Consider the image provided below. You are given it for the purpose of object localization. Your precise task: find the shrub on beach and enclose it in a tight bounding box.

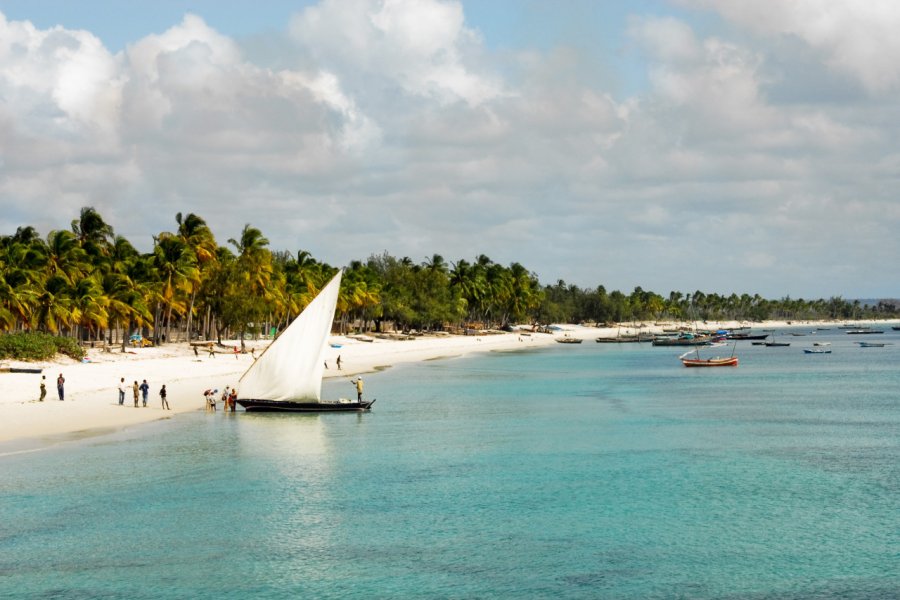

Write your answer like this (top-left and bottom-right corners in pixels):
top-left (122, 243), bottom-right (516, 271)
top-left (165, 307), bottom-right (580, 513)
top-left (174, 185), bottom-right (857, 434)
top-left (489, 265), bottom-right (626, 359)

top-left (0, 332), bottom-right (85, 361)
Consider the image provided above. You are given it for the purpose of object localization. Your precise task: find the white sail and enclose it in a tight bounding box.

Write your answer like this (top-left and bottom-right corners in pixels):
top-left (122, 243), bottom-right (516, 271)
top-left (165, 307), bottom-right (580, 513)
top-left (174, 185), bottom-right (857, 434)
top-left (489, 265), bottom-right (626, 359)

top-left (238, 271), bottom-right (342, 402)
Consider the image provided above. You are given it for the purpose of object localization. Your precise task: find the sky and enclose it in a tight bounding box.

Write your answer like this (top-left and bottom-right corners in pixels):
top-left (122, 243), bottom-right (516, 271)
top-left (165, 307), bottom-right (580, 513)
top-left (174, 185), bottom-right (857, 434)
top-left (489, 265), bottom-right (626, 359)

top-left (0, 0), bottom-right (899, 299)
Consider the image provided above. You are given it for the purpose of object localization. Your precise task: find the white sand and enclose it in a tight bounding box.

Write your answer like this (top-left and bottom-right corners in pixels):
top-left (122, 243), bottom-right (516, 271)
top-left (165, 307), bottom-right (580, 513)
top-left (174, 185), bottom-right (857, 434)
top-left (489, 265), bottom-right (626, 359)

top-left (0, 319), bottom-right (888, 447)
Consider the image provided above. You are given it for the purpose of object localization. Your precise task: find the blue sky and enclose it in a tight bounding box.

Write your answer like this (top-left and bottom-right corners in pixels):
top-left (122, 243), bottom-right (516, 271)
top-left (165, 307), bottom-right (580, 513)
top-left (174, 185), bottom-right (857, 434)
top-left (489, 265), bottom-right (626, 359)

top-left (1, 0), bottom-right (899, 299)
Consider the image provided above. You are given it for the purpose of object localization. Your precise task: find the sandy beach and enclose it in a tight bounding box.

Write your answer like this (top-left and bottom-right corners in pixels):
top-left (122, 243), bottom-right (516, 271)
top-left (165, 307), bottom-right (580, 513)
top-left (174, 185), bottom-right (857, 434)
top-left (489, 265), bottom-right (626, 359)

top-left (0, 319), bottom-right (888, 448)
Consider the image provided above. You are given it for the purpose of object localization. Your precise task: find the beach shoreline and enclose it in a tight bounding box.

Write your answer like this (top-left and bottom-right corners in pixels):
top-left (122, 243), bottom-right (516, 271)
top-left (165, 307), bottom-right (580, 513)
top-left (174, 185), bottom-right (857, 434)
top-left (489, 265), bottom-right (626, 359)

top-left (0, 319), bottom-right (892, 449)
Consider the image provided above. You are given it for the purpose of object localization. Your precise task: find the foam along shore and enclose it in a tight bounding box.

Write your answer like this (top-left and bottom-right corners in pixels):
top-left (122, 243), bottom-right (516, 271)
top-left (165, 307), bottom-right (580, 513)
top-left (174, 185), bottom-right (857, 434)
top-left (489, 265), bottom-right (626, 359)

top-left (0, 319), bottom-right (892, 447)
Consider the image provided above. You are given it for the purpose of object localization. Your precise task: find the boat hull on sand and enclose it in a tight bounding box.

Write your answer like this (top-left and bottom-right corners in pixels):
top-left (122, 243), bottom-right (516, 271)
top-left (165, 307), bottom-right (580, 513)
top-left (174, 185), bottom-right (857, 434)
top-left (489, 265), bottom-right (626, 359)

top-left (238, 398), bottom-right (375, 412)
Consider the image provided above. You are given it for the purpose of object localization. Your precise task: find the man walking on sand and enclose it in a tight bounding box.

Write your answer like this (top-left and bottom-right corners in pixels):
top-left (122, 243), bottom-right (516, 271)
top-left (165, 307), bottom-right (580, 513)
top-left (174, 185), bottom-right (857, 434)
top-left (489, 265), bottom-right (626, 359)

top-left (139, 379), bottom-right (149, 407)
top-left (39, 376), bottom-right (47, 402)
top-left (57, 373), bottom-right (65, 401)
top-left (159, 384), bottom-right (169, 410)
top-left (118, 377), bottom-right (126, 405)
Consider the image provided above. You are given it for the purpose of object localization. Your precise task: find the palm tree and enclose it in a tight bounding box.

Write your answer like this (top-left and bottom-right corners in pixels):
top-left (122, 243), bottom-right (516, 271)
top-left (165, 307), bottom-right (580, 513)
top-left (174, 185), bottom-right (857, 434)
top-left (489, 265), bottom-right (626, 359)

top-left (43, 230), bottom-right (88, 287)
top-left (71, 275), bottom-right (109, 342)
top-left (152, 236), bottom-right (198, 344)
top-left (174, 212), bottom-right (217, 342)
top-left (227, 224), bottom-right (273, 347)
top-left (71, 206), bottom-right (114, 260)
top-left (32, 275), bottom-right (74, 334)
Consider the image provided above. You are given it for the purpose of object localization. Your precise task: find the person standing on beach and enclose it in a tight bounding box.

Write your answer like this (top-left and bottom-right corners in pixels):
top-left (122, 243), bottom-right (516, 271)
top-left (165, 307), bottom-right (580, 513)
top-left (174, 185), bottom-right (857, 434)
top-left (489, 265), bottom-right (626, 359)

top-left (336, 355), bottom-right (342, 370)
top-left (139, 379), bottom-right (149, 407)
top-left (132, 381), bottom-right (139, 407)
top-left (39, 376), bottom-right (47, 402)
top-left (118, 378), bottom-right (126, 405)
top-left (208, 344), bottom-right (215, 358)
top-left (159, 384), bottom-right (169, 410)
top-left (57, 373), bottom-right (65, 401)
top-left (351, 377), bottom-right (364, 402)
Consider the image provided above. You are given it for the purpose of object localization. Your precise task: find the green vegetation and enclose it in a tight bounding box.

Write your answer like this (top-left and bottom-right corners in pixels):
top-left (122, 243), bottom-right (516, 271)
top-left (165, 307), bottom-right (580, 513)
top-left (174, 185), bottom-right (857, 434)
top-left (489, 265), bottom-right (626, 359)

top-left (0, 207), bottom-right (897, 360)
top-left (0, 332), bottom-right (84, 361)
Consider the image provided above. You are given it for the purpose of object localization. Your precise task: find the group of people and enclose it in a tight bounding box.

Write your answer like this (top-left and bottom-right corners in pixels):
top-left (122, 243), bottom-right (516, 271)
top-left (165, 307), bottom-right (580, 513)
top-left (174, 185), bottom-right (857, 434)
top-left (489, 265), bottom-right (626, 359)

top-left (38, 374), bottom-right (168, 409)
top-left (37, 374), bottom-right (65, 401)
top-left (204, 386), bottom-right (237, 412)
top-left (116, 377), bottom-right (167, 408)
top-left (38, 373), bottom-right (66, 402)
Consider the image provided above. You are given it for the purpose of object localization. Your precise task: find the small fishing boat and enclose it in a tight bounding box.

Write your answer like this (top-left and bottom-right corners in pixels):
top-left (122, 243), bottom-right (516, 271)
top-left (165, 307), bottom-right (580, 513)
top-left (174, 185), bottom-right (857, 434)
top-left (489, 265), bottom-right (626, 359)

top-left (652, 332), bottom-right (713, 346)
top-left (764, 334), bottom-right (790, 347)
top-left (727, 332), bottom-right (769, 340)
top-left (857, 342), bottom-right (886, 348)
top-left (846, 329), bottom-right (883, 335)
top-left (813, 342), bottom-right (831, 347)
top-left (556, 335), bottom-right (583, 344)
top-left (679, 344), bottom-right (738, 367)
top-left (804, 348), bottom-right (831, 354)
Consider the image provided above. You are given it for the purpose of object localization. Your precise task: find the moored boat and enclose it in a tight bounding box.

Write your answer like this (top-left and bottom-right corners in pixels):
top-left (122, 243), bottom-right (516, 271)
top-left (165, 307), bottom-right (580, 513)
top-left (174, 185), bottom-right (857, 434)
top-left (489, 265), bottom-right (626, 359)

top-left (652, 333), bottom-right (714, 346)
top-left (679, 344), bottom-right (738, 367)
top-left (681, 356), bottom-right (739, 367)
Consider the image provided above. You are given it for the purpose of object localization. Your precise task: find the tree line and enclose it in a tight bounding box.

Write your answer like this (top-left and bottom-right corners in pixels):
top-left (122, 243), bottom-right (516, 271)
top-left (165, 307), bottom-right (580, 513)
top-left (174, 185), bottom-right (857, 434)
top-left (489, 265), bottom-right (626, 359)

top-left (0, 207), bottom-right (895, 348)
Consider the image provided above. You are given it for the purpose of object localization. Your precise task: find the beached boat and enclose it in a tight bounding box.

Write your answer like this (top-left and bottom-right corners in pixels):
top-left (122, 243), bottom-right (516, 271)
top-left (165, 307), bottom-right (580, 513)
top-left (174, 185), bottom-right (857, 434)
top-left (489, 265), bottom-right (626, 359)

top-left (556, 335), bottom-right (582, 344)
top-left (679, 345), bottom-right (738, 367)
top-left (595, 332), bottom-right (653, 343)
top-left (237, 271), bottom-right (375, 413)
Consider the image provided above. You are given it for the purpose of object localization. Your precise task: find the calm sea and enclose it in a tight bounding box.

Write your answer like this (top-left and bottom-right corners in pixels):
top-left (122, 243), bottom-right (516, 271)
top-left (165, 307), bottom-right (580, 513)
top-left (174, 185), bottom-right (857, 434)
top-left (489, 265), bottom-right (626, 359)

top-left (2, 328), bottom-right (898, 599)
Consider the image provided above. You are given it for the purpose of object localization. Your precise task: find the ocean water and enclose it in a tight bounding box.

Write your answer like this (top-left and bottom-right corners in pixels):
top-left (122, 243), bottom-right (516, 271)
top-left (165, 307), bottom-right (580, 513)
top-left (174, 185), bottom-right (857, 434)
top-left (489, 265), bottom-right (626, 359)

top-left (1, 329), bottom-right (899, 599)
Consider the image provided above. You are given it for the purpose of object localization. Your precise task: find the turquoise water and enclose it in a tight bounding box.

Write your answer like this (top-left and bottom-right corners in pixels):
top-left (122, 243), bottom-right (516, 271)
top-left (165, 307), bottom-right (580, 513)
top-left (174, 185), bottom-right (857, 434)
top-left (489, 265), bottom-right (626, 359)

top-left (2, 329), bottom-right (899, 598)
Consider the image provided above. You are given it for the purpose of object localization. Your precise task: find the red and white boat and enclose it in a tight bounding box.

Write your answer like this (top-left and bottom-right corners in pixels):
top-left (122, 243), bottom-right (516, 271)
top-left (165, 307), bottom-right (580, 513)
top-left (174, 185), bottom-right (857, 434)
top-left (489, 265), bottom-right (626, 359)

top-left (679, 343), bottom-right (738, 367)
top-left (681, 355), bottom-right (738, 367)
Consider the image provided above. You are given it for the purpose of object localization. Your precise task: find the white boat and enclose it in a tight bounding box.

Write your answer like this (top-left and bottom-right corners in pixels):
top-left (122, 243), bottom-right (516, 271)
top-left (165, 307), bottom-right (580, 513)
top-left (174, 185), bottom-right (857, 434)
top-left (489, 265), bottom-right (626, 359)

top-left (237, 271), bottom-right (375, 412)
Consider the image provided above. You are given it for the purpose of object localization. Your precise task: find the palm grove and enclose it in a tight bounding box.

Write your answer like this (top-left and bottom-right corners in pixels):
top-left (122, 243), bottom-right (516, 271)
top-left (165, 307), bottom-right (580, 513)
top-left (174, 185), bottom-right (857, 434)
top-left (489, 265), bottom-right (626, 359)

top-left (0, 208), bottom-right (894, 350)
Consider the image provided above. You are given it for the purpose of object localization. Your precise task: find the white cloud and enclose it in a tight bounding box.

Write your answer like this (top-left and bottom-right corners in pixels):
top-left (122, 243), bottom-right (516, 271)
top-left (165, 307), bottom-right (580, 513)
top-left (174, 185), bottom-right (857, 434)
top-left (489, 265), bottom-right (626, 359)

top-left (1, 3), bottom-right (899, 298)
top-left (681, 0), bottom-right (900, 93)
top-left (289, 0), bottom-right (502, 106)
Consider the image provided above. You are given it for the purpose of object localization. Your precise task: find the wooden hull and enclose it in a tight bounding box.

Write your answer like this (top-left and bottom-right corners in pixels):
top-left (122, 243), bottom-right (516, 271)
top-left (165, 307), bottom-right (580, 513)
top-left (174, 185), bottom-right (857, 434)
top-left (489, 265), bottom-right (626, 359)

top-left (681, 357), bottom-right (738, 367)
top-left (653, 337), bottom-right (712, 346)
top-left (237, 398), bottom-right (375, 412)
